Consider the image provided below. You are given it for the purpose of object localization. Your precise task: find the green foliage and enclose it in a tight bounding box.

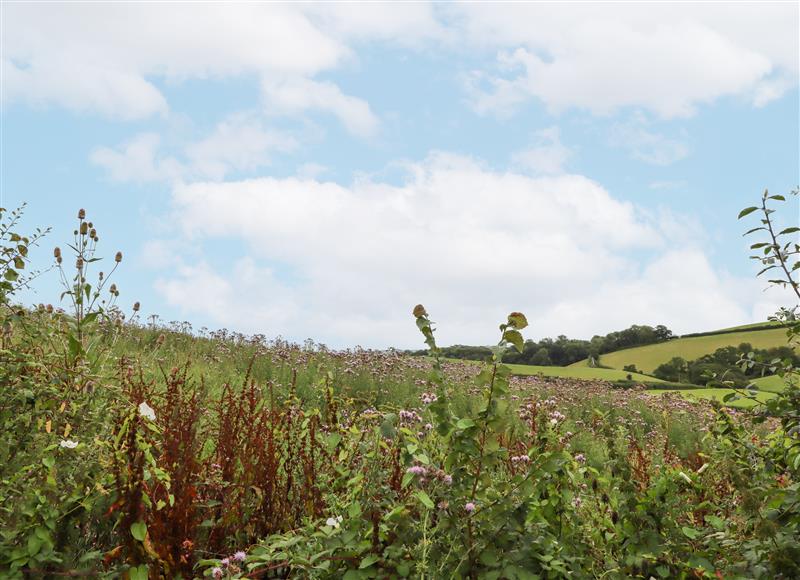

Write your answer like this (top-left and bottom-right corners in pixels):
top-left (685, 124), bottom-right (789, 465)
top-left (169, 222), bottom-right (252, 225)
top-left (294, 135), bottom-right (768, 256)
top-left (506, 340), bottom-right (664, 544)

top-left (1, 196), bottom-right (799, 578)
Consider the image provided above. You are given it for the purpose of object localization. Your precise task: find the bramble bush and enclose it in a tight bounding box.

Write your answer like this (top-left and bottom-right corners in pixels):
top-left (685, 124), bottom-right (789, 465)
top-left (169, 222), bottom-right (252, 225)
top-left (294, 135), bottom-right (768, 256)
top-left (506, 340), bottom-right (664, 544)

top-left (0, 192), bottom-right (798, 579)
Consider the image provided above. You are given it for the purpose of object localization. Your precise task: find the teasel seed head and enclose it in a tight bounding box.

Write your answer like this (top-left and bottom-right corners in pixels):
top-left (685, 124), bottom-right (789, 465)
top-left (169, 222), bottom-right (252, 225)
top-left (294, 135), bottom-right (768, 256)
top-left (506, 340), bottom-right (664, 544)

top-left (80, 222), bottom-right (88, 235)
top-left (78, 208), bottom-right (86, 220)
top-left (115, 251), bottom-right (123, 263)
top-left (133, 301), bottom-right (140, 312)
top-left (53, 247), bottom-right (61, 259)
top-left (413, 304), bottom-right (427, 318)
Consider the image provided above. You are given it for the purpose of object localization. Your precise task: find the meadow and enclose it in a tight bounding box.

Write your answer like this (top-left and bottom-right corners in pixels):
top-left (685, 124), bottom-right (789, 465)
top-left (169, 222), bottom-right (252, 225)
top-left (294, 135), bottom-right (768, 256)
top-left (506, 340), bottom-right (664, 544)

top-left (0, 193), bottom-right (798, 579)
top-left (569, 327), bottom-right (792, 373)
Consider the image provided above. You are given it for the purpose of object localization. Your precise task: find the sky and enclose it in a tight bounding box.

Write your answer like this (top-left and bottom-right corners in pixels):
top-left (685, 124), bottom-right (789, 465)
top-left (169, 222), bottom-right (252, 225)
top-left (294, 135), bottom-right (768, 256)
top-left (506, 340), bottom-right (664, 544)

top-left (1, 1), bottom-right (799, 349)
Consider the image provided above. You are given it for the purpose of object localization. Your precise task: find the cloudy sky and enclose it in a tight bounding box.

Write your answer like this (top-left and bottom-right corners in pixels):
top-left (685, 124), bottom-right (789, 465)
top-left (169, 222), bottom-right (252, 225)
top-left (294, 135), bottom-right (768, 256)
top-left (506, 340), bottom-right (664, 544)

top-left (2, 2), bottom-right (799, 348)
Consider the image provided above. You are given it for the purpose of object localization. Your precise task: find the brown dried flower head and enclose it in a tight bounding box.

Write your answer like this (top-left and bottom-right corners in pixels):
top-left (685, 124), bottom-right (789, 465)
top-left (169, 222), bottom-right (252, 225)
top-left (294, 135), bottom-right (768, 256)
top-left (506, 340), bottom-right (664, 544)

top-left (115, 251), bottom-right (123, 263)
top-left (78, 209), bottom-right (86, 220)
top-left (413, 304), bottom-right (427, 318)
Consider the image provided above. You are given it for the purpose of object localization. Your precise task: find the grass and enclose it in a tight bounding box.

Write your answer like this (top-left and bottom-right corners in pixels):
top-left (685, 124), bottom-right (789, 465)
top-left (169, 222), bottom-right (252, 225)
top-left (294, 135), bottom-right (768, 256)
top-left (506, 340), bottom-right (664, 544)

top-left (445, 358), bottom-right (663, 383)
top-left (750, 374), bottom-right (794, 393)
top-left (569, 327), bottom-right (791, 373)
top-left (652, 388), bottom-right (777, 409)
top-left (505, 363), bottom-right (664, 383)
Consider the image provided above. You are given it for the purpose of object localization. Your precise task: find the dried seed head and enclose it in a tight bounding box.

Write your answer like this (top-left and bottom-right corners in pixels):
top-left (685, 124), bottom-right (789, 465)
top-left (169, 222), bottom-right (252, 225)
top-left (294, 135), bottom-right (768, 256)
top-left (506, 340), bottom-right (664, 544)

top-left (76, 257), bottom-right (84, 269)
top-left (46, 304), bottom-right (54, 313)
top-left (98, 271), bottom-right (104, 280)
top-left (88, 222), bottom-right (93, 228)
top-left (80, 222), bottom-right (88, 235)
top-left (413, 304), bottom-right (427, 318)
top-left (53, 247), bottom-right (61, 259)
top-left (56, 256), bottom-right (62, 264)
top-left (115, 251), bottom-right (123, 263)
top-left (89, 228), bottom-right (96, 238)
top-left (78, 208), bottom-right (86, 220)
top-left (133, 301), bottom-right (140, 312)
top-left (109, 283), bottom-right (117, 294)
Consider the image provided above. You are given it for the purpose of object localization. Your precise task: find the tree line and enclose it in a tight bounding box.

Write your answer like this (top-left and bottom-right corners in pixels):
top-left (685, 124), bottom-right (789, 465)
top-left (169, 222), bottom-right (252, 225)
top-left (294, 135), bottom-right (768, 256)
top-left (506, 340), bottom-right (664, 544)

top-left (411, 324), bottom-right (675, 367)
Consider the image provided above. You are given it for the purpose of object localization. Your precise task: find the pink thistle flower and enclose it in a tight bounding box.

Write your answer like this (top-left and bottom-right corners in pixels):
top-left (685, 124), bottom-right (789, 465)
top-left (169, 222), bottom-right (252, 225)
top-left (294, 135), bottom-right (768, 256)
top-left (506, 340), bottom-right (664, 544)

top-left (464, 502), bottom-right (476, 513)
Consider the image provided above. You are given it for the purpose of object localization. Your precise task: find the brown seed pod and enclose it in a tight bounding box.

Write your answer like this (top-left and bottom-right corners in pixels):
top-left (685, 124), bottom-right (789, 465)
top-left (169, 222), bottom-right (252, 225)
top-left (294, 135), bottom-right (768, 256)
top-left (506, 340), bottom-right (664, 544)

top-left (78, 209), bottom-right (86, 220)
top-left (413, 304), bottom-right (427, 318)
top-left (115, 251), bottom-right (123, 263)
top-left (53, 247), bottom-right (61, 259)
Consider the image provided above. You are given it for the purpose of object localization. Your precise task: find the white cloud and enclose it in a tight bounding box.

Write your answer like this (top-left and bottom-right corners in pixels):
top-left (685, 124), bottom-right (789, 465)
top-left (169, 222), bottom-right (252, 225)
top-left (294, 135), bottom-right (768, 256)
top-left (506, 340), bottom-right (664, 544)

top-left (3, 4), bottom-right (348, 119)
top-left (457, 3), bottom-right (798, 118)
top-left (185, 114), bottom-right (297, 180)
top-left (145, 153), bottom-right (779, 348)
top-left (609, 114), bottom-right (689, 166)
top-left (91, 115), bottom-right (296, 183)
top-left (90, 133), bottom-right (183, 183)
top-left (511, 126), bottom-right (571, 175)
top-left (262, 77), bottom-right (379, 138)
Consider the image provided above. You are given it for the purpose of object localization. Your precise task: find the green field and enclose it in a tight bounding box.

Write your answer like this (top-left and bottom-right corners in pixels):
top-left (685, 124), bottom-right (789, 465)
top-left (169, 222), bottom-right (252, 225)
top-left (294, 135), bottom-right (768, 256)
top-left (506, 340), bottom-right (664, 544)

top-left (750, 374), bottom-right (795, 393)
top-left (652, 388), bottom-right (777, 409)
top-left (569, 327), bottom-right (791, 374)
top-left (447, 358), bottom-right (664, 383)
top-left (505, 363), bottom-right (665, 383)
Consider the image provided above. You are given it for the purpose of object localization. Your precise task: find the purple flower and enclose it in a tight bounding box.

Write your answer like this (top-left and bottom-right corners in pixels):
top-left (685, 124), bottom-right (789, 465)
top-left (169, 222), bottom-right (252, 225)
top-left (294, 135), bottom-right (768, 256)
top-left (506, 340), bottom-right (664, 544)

top-left (574, 453), bottom-right (586, 464)
top-left (220, 557), bottom-right (230, 567)
top-left (233, 551), bottom-right (246, 563)
top-left (465, 502), bottom-right (476, 513)
top-left (406, 465), bottom-right (427, 476)
top-left (211, 567), bottom-right (223, 579)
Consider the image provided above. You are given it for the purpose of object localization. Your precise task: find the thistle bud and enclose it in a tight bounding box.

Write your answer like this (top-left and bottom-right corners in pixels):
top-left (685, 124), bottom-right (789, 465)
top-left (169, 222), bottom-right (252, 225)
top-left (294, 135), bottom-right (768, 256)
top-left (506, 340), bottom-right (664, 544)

top-left (78, 208), bottom-right (85, 220)
top-left (115, 251), bottom-right (122, 263)
top-left (133, 301), bottom-right (140, 312)
top-left (88, 222), bottom-right (93, 228)
top-left (80, 222), bottom-right (88, 235)
top-left (53, 247), bottom-right (61, 259)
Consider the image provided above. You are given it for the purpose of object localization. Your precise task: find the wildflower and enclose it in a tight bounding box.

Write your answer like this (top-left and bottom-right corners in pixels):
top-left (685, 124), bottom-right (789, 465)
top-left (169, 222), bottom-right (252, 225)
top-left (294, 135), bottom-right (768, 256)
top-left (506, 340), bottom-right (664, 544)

top-left (443, 474), bottom-right (453, 485)
top-left (233, 551), bottom-right (246, 563)
top-left (60, 439), bottom-right (78, 449)
top-left (211, 567), bottom-right (223, 579)
top-left (138, 401), bottom-right (156, 421)
top-left (420, 392), bottom-right (438, 405)
top-left (325, 515), bottom-right (343, 528)
top-left (511, 454), bottom-right (531, 464)
top-left (220, 557), bottom-right (230, 567)
top-left (78, 208), bottom-right (86, 219)
top-left (406, 465), bottom-right (427, 476)
top-left (574, 453), bottom-right (586, 464)
top-left (438, 500), bottom-right (449, 510)
top-left (464, 502), bottom-right (476, 513)
top-left (572, 497), bottom-right (583, 508)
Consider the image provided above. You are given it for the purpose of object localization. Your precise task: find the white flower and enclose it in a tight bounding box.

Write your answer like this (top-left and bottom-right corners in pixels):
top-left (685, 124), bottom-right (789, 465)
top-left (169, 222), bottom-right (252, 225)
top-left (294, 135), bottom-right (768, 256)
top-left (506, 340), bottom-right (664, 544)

top-left (59, 439), bottom-right (78, 449)
top-left (325, 515), bottom-right (343, 528)
top-left (138, 401), bottom-right (156, 421)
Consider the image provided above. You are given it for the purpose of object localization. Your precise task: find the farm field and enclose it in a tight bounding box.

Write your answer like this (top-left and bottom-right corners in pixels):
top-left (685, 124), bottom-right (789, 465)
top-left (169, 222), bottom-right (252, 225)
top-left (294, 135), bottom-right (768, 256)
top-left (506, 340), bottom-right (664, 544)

top-left (652, 388), bottom-right (777, 409)
top-left (449, 358), bottom-right (665, 383)
top-left (569, 327), bottom-right (791, 373)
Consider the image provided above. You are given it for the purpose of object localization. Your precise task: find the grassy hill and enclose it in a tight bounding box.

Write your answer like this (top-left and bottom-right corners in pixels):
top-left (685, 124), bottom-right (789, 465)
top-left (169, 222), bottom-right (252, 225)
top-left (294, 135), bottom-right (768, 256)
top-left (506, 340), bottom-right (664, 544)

top-left (651, 388), bottom-right (777, 409)
top-left (569, 326), bottom-right (791, 374)
top-left (446, 358), bottom-right (664, 383)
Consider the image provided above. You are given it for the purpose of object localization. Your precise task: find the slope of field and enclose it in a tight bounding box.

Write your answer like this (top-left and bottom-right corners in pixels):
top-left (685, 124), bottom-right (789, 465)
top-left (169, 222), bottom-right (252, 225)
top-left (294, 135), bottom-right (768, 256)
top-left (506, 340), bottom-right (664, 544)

top-left (750, 374), bottom-right (793, 393)
top-left (653, 388), bottom-right (776, 409)
top-left (569, 327), bottom-right (791, 374)
top-left (506, 363), bottom-right (664, 383)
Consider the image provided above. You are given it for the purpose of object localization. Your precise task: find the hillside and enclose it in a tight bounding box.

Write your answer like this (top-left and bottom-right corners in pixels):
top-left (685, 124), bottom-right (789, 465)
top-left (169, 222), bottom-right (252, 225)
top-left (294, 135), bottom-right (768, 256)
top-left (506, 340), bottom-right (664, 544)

top-left (569, 326), bottom-right (791, 374)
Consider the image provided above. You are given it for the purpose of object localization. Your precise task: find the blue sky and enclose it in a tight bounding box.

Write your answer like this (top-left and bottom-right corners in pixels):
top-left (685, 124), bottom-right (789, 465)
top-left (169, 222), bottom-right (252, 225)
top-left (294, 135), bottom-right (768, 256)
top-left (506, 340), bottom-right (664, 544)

top-left (2, 2), bottom-right (799, 348)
